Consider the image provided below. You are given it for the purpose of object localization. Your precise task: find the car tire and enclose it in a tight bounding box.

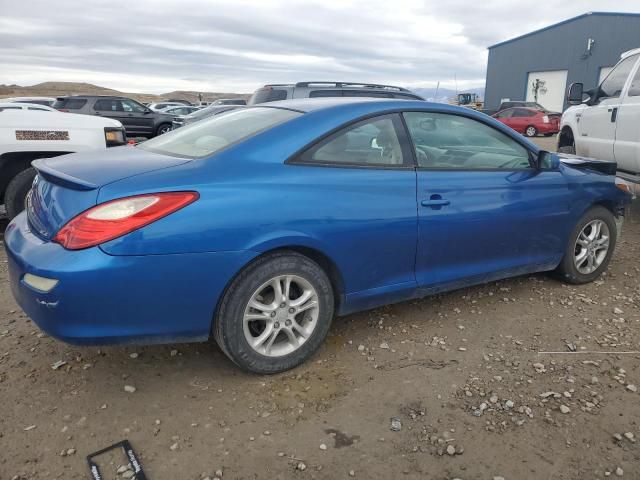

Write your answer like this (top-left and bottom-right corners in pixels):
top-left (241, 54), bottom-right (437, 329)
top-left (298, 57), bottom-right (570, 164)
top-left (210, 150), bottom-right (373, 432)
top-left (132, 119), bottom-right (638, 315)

top-left (525, 125), bottom-right (537, 137)
top-left (555, 206), bottom-right (617, 285)
top-left (5, 167), bottom-right (37, 220)
top-left (557, 145), bottom-right (576, 155)
top-left (214, 251), bottom-right (334, 374)
top-left (156, 123), bottom-right (172, 136)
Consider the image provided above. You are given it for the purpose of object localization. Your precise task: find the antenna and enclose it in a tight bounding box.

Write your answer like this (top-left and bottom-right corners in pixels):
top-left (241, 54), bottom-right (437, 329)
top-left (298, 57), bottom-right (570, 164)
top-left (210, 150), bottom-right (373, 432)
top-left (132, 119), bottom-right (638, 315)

top-left (434, 81), bottom-right (440, 100)
top-left (454, 74), bottom-right (458, 96)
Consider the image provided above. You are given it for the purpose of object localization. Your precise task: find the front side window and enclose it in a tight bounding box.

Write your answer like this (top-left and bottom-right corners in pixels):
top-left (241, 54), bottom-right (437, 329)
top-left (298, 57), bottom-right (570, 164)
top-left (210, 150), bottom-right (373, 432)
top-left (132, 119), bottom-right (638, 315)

top-left (628, 63), bottom-right (640, 96)
top-left (403, 112), bottom-right (531, 169)
top-left (299, 115), bottom-right (406, 167)
top-left (137, 107), bottom-right (301, 159)
top-left (599, 54), bottom-right (638, 100)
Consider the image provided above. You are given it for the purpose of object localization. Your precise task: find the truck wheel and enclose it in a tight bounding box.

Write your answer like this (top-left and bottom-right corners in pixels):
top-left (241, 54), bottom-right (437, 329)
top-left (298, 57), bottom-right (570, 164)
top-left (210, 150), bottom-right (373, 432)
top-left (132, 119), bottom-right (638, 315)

top-left (525, 125), bottom-right (537, 137)
top-left (557, 145), bottom-right (576, 155)
top-left (5, 168), bottom-right (36, 219)
top-left (555, 206), bottom-right (617, 285)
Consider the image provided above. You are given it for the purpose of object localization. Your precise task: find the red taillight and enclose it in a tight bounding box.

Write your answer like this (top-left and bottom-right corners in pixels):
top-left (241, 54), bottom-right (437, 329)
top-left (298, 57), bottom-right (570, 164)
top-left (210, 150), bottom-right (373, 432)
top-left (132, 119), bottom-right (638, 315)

top-left (53, 192), bottom-right (199, 250)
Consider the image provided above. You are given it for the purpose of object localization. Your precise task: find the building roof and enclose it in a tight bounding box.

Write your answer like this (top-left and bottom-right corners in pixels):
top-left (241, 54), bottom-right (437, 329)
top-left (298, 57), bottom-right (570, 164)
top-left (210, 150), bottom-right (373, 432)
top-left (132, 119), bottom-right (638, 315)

top-left (488, 12), bottom-right (640, 49)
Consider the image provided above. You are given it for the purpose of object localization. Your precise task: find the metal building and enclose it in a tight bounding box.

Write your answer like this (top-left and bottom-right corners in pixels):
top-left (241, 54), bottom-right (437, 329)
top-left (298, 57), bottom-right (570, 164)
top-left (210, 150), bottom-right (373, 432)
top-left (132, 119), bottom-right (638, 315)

top-left (484, 12), bottom-right (640, 112)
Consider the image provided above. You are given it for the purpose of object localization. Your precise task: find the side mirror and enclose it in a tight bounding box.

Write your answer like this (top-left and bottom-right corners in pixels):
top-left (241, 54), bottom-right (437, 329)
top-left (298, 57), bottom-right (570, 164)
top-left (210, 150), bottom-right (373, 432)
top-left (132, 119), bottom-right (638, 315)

top-left (567, 82), bottom-right (584, 105)
top-left (144, 109), bottom-right (153, 114)
top-left (536, 150), bottom-right (560, 170)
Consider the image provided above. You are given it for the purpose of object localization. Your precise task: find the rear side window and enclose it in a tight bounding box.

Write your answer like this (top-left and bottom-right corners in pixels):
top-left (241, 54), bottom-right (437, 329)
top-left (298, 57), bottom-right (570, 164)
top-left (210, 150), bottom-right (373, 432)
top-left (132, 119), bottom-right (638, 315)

top-left (53, 98), bottom-right (87, 109)
top-left (249, 88), bottom-right (288, 104)
top-left (137, 107), bottom-right (301, 158)
top-left (309, 90), bottom-right (343, 98)
top-left (342, 91), bottom-right (393, 98)
top-left (94, 99), bottom-right (119, 111)
top-left (298, 114), bottom-right (408, 167)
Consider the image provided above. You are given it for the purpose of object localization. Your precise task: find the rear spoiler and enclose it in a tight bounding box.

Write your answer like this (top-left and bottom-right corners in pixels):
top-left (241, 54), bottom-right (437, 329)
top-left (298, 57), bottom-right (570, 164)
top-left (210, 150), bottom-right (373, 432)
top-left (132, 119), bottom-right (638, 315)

top-left (32, 159), bottom-right (98, 190)
top-left (557, 153), bottom-right (617, 176)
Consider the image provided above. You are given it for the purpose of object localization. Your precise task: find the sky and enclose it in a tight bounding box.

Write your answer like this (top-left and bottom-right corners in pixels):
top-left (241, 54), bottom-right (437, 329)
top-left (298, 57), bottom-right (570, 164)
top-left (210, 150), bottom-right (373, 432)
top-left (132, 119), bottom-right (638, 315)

top-left (1, 0), bottom-right (639, 94)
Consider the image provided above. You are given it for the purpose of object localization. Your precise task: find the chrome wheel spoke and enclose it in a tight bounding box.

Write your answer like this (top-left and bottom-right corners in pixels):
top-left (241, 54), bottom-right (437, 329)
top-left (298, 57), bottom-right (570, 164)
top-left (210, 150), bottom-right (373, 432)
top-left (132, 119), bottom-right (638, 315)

top-left (296, 299), bottom-right (318, 314)
top-left (291, 320), bottom-right (310, 339)
top-left (574, 219), bottom-right (610, 275)
top-left (290, 289), bottom-right (313, 308)
top-left (252, 324), bottom-right (275, 349)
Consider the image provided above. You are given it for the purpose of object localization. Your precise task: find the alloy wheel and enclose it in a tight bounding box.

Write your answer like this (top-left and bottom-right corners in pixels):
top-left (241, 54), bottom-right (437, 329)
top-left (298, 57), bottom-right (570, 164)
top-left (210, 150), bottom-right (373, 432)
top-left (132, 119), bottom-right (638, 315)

top-left (573, 219), bottom-right (610, 274)
top-left (242, 274), bottom-right (319, 357)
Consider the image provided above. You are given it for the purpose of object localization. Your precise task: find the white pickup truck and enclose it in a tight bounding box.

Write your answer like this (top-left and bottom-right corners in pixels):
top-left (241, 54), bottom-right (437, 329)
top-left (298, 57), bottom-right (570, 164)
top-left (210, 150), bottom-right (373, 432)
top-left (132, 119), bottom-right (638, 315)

top-left (0, 109), bottom-right (126, 218)
top-left (559, 48), bottom-right (640, 184)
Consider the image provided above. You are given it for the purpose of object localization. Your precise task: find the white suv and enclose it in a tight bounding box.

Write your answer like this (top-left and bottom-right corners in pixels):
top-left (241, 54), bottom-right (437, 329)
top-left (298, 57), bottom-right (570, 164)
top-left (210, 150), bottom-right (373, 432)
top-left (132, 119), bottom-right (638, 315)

top-left (559, 48), bottom-right (640, 182)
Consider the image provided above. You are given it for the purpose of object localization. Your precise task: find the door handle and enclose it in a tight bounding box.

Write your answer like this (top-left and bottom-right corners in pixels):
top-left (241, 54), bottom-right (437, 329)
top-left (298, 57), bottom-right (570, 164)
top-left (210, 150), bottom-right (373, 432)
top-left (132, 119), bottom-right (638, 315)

top-left (609, 107), bottom-right (618, 123)
top-left (421, 195), bottom-right (450, 208)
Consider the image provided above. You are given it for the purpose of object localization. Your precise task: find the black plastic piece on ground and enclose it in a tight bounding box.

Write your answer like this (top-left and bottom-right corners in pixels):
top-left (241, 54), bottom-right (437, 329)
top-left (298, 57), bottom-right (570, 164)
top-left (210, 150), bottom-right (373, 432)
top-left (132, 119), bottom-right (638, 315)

top-left (87, 440), bottom-right (148, 480)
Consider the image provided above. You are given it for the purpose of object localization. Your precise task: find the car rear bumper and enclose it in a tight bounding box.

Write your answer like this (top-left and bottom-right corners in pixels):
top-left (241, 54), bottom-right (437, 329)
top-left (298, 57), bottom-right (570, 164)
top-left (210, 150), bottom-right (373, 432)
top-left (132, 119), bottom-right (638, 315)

top-left (4, 212), bottom-right (256, 345)
top-left (537, 123), bottom-right (559, 134)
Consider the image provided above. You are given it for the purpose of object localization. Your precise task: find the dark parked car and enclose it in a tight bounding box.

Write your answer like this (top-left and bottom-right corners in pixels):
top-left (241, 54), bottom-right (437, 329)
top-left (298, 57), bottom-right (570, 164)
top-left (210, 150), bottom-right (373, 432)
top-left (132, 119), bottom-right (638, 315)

top-left (248, 81), bottom-right (423, 104)
top-left (54, 96), bottom-right (175, 137)
top-left (172, 104), bottom-right (242, 129)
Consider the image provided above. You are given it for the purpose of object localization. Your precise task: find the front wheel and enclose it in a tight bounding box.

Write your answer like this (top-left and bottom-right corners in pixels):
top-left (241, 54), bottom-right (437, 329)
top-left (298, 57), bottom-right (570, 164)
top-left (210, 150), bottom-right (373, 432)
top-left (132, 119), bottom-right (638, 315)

top-left (525, 125), bottom-right (537, 137)
top-left (555, 206), bottom-right (617, 284)
top-left (5, 168), bottom-right (37, 219)
top-left (214, 252), bottom-right (334, 374)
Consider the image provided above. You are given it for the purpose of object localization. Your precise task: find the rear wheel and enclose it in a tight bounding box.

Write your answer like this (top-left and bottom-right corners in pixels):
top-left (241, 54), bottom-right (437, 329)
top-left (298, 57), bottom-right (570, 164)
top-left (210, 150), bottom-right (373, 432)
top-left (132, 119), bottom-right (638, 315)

top-left (5, 168), bottom-right (36, 219)
top-left (525, 125), bottom-right (537, 137)
top-left (156, 123), bottom-right (172, 136)
top-left (555, 206), bottom-right (617, 284)
top-left (214, 251), bottom-right (334, 374)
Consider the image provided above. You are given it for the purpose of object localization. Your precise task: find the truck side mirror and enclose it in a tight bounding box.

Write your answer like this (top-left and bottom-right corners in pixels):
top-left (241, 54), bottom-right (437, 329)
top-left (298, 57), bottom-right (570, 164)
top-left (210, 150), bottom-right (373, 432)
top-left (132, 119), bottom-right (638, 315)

top-left (567, 83), bottom-right (584, 105)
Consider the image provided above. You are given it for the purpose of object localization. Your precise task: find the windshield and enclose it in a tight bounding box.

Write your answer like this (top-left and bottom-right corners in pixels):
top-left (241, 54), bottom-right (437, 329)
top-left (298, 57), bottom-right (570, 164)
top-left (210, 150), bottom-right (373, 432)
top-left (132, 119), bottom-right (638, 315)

top-left (138, 107), bottom-right (302, 159)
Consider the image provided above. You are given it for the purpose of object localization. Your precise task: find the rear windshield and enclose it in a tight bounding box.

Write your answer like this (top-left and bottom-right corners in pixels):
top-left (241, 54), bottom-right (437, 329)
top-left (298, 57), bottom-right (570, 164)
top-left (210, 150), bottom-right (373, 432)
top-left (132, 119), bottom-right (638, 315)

top-left (137, 107), bottom-right (301, 159)
top-left (249, 88), bottom-right (288, 105)
top-left (53, 98), bottom-right (87, 109)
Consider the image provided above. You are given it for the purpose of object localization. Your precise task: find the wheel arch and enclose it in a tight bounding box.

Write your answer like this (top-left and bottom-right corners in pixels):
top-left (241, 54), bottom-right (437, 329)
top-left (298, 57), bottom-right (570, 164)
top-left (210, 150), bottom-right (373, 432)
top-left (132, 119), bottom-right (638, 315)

top-left (211, 244), bottom-right (346, 335)
top-left (558, 126), bottom-right (575, 148)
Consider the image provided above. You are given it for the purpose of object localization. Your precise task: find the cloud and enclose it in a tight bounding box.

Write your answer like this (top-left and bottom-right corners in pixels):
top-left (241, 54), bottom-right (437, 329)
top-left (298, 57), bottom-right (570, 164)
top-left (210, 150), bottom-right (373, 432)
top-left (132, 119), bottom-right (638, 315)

top-left (0, 0), bottom-right (638, 93)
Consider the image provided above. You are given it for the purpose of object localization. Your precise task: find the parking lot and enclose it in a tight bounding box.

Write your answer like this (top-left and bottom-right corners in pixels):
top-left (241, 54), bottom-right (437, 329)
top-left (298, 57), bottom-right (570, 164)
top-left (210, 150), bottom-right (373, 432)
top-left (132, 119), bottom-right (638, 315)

top-left (0, 134), bottom-right (637, 480)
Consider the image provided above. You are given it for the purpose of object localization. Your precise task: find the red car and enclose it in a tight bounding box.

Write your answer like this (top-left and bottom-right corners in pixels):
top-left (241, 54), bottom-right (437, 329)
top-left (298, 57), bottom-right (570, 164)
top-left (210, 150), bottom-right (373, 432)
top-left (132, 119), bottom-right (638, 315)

top-left (492, 107), bottom-right (560, 137)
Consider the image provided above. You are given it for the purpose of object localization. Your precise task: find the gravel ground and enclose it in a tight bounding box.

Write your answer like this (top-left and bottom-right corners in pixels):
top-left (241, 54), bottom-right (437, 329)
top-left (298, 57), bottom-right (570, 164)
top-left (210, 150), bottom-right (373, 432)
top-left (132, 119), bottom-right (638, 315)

top-left (1, 137), bottom-right (639, 480)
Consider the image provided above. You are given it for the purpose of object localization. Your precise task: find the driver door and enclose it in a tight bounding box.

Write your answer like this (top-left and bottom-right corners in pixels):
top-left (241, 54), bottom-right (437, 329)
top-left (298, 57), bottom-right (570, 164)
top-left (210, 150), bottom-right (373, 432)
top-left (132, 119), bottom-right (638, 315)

top-left (120, 99), bottom-right (155, 137)
top-left (403, 111), bottom-right (571, 292)
top-left (577, 54), bottom-right (638, 160)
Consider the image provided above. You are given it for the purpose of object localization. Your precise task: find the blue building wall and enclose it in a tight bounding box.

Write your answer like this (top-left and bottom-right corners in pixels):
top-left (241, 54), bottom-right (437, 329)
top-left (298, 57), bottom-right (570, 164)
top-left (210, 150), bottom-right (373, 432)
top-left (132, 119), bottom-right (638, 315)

top-left (485, 12), bottom-right (640, 111)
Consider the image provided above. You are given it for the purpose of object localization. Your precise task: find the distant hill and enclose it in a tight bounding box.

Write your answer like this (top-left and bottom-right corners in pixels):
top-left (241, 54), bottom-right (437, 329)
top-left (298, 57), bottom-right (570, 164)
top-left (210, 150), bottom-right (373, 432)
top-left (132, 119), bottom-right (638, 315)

top-left (412, 87), bottom-right (485, 103)
top-left (0, 82), bottom-right (250, 104)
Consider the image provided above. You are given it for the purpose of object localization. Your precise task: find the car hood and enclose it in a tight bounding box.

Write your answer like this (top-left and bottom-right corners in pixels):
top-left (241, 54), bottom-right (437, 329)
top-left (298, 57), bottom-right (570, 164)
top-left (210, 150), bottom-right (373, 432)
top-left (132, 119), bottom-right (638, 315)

top-left (33, 146), bottom-right (190, 190)
top-left (556, 152), bottom-right (617, 176)
top-left (0, 110), bottom-right (122, 129)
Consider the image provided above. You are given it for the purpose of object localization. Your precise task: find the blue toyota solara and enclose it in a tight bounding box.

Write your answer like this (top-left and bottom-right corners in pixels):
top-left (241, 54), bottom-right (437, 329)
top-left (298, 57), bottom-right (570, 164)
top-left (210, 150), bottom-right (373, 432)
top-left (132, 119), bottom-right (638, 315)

top-left (5, 98), bottom-right (631, 373)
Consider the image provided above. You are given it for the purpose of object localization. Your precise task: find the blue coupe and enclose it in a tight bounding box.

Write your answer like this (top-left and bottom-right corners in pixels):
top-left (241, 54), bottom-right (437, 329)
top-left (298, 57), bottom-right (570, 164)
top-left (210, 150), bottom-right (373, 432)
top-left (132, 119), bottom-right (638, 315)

top-left (5, 98), bottom-right (630, 373)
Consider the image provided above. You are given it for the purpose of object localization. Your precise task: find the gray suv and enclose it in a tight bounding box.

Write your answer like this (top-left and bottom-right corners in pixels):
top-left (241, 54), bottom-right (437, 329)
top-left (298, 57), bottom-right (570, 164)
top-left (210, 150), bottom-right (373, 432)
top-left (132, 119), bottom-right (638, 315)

top-left (248, 81), bottom-right (423, 104)
top-left (54, 96), bottom-right (175, 138)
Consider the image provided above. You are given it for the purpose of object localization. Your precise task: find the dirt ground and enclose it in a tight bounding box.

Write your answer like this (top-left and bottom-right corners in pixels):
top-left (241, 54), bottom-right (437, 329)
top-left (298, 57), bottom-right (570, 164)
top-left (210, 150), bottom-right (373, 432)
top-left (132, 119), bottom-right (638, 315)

top-left (1, 137), bottom-right (639, 480)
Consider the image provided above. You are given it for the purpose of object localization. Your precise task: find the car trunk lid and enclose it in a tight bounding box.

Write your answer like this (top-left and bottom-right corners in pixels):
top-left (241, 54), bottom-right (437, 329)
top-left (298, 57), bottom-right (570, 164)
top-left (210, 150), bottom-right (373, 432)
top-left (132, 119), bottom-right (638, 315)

top-left (28, 147), bottom-right (191, 239)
